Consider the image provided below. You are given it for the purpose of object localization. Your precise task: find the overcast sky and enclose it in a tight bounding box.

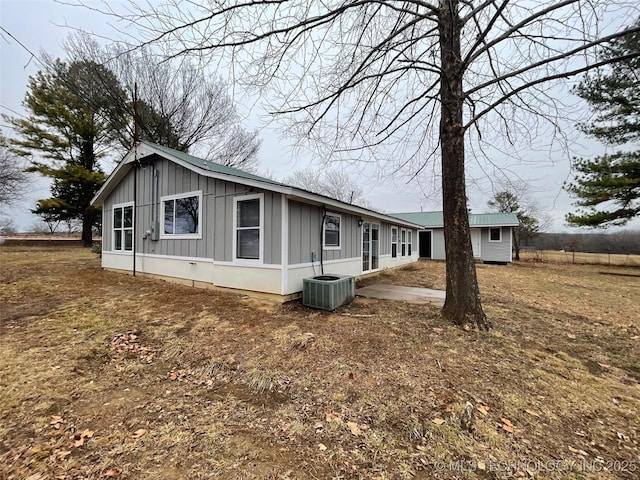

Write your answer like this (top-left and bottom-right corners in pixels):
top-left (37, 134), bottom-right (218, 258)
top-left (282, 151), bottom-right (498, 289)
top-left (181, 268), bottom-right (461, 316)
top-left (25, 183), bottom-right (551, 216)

top-left (1, 0), bottom-right (638, 232)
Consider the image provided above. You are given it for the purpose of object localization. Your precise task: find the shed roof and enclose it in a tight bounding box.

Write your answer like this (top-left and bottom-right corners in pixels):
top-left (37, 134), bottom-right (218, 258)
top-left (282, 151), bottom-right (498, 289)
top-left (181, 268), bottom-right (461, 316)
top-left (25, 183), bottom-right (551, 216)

top-left (391, 211), bottom-right (519, 228)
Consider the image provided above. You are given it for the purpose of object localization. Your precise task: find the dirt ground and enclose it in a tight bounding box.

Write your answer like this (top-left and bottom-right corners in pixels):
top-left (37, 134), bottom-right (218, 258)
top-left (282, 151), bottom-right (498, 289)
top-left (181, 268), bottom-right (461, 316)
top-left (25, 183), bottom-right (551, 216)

top-left (1, 246), bottom-right (638, 479)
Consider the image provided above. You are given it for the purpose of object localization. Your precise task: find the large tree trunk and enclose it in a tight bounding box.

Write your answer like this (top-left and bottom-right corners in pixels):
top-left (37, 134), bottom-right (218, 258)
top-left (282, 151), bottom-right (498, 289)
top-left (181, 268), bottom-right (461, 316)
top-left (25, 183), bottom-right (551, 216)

top-left (513, 228), bottom-right (521, 261)
top-left (81, 213), bottom-right (93, 247)
top-left (438, 1), bottom-right (490, 331)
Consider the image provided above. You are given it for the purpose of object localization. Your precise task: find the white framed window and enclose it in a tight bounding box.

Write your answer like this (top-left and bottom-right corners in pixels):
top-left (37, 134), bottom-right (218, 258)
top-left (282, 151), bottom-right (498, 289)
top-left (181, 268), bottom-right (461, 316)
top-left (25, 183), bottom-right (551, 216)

top-left (233, 193), bottom-right (264, 262)
top-left (323, 213), bottom-right (341, 250)
top-left (408, 230), bottom-right (413, 256)
top-left (489, 227), bottom-right (502, 242)
top-left (113, 202), bottom-right (134, 252)
top-left (160, 191), bottom-right (202, 239)
top-left (401, 228), bottom-right (407, 256)
top-left (391, 227), bottom-right (398, 258)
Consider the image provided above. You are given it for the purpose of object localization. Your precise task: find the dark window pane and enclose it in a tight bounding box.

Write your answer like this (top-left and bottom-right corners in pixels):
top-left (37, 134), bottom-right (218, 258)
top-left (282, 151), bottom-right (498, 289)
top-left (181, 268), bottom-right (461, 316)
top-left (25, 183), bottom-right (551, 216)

top-left (392, 244), bottom-right (397, 258)
top-left (164, 200), bottom-right (174, 234)
top-left (392, 228), bottom-right (397, 242)
top-left (402, 244), bottom-right (406, 256)
top-left (490, 228), bottom-right (501, 241)
top-left (123, 206), bottom-right (133, 228)
top-left (175, 196), bottom-right (199, 234)
top-left (238, 199), bottom-right (260, 228)
top-left (114, 207), bottom-right (122, 229)
top-left (324, 230), bottom-right (340, 247)
top-left (237, 229), bottom-right (260, 259)
top-left (124, 229), bottom-right (133, 251)
top-left (115, 230), bottom-right (122, 250)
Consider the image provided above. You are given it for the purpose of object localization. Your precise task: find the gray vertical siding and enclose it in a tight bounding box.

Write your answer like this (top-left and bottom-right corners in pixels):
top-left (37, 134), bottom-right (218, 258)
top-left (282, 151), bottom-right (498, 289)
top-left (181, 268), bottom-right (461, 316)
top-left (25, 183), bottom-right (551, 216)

top-left (480, 227), bottom-right (512, 262)
top-left (102, 157), bottom-right (282, 264)
top-left (288, 200), bottom-right (362, 265)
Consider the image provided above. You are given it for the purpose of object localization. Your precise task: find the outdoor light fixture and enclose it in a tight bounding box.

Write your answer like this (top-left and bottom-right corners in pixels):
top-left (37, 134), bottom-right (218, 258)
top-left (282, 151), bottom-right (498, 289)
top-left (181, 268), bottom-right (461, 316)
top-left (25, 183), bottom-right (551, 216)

top-left (358, 219), bottom-right (363, 227)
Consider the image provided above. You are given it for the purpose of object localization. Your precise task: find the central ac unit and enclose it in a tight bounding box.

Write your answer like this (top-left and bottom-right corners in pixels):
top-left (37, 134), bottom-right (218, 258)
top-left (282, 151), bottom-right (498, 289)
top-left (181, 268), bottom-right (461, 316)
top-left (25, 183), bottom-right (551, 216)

top-left (303, 274), bottom-right (355, 311)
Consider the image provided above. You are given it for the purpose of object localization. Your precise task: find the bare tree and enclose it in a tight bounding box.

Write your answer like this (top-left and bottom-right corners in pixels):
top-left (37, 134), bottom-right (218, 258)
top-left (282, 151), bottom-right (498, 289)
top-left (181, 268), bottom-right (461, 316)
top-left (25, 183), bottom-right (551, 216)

top-left (284, 168), bottom-right (372, 208)
top-left (75, 1), bottom-right (640, 330)
top-left (64, 34), bottom-right (261, 172)
top-left (0, 133), bottom-right (29, 207)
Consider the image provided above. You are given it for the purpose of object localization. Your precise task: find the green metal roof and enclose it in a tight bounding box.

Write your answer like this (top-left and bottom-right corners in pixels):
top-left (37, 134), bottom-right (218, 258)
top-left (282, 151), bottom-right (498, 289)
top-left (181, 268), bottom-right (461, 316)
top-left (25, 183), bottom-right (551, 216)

top-left (142, 141), bottom-right (285, 186)
top-left (391, 211), bottom-right (519, 227)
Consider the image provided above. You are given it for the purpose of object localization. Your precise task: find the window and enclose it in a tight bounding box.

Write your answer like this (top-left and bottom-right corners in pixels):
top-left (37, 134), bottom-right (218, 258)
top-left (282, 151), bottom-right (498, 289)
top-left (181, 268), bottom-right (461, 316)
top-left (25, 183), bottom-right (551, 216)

top-left (113, 203), bottom-right (133, 252)
top-left (391, 227), bottom-right (398, 258)
top-left (234, 194), bottom-right (263, 261)
top-left (489, 227), bottom-right (502, 242)
top-left (408, 230), bottom-right (412, 256)
top-left (401, 229), bottom-right (407, 256)
top-left (161, 191), bottom-right (202, 239)
top-left (323, 213), bottom-right (341, 250)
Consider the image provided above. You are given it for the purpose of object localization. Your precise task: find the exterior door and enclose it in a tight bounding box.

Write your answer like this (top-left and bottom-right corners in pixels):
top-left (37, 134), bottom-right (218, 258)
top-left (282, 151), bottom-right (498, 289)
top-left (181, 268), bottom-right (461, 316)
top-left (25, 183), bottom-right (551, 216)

top-left (419, 230), bottom-right (432, 258)
top-left (362, 222), bottom-right (379, 272)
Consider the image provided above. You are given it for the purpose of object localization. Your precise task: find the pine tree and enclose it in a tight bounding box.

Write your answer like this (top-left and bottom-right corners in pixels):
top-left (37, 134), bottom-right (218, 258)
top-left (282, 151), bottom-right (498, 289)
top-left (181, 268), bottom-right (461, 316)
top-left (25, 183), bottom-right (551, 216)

top-left (566, 23), bottom-right (640, 228)
top-left (8, 59), bottom-right (128, 245)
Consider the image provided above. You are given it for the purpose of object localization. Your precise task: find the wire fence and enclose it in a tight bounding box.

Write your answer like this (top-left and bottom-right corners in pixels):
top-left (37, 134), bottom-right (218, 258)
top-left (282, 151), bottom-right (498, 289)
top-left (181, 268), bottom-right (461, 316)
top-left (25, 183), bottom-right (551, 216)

top-left (519, 250), bottom-right (640, 267)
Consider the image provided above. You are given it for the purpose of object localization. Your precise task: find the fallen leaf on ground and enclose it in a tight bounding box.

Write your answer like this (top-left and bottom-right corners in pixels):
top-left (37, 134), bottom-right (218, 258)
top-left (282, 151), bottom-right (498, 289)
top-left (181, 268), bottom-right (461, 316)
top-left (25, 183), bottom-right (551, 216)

top-left (477, 405), bottom-right (489, 416)
top-left (25, 473), bottom-right (46, 480)
top-left (347, 421), bottom-right (362, 436)
top-left (50, 415), bottom-right (65, 429)
top-left (477, 460), bottom-right (486, 470)
top-left (326, 411), bottom-right (343, 424)
top-left (318, 443), bottom-right (327, 451)
top-left (500, 418), bottom-right (514, 433)
top-left (432, 418), bottom-right (446, 425)
top-left (130, 429), bottom-right (147, 439)
top-left (525, 409), bottom-right (540, 417)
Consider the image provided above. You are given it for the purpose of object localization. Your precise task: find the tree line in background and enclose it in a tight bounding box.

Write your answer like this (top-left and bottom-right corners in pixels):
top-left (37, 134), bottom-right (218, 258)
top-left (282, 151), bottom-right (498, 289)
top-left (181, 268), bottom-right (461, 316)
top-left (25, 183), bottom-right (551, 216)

top-left (2, 34), bottom-right (260, 246)
top-left (531, 231), bottom-right (640, 255)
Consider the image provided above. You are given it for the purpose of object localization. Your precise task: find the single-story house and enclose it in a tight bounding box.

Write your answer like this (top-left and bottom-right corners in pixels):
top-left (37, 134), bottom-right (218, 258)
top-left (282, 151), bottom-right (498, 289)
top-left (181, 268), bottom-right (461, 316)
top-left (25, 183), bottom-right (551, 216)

top-left (391, 211), bottom-right (519, 264)
top-left (91, 141), bottom-right (424, 298)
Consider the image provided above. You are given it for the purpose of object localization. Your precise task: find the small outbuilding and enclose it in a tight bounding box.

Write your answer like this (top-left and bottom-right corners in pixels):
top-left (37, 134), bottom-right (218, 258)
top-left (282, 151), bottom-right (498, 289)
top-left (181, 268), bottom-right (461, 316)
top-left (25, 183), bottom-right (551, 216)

top-left (91, 141), bottom-right (423, 298)
top-left (391, 211), bottom-right (519, 264)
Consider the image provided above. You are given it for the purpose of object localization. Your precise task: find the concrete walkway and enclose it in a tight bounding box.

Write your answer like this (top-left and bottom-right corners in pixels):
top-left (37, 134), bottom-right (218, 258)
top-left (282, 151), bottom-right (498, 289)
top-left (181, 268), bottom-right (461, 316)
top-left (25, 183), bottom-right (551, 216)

top-left (356, 284), bottom-right (446, 306)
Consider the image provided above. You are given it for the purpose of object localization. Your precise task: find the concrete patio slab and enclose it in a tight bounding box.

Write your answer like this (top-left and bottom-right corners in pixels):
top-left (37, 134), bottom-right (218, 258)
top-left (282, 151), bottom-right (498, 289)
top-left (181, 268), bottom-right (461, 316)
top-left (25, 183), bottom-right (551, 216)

top-left (356, 284), bottom-right (446, 306)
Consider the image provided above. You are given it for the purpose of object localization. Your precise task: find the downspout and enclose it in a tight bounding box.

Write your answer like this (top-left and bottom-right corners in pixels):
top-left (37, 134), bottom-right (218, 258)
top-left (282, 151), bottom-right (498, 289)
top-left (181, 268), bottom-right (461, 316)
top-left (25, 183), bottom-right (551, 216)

top-left (320, 207), bottom-right (327, 275)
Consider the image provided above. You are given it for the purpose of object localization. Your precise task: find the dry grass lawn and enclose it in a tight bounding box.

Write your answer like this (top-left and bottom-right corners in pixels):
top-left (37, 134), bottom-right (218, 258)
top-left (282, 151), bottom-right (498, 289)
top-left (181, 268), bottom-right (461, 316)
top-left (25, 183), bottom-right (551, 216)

top-left (1, 246), bottom-right (638, 479)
